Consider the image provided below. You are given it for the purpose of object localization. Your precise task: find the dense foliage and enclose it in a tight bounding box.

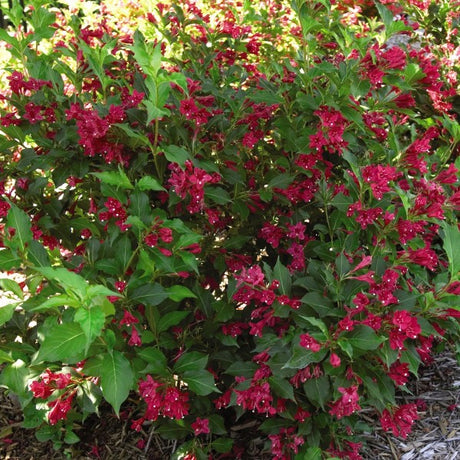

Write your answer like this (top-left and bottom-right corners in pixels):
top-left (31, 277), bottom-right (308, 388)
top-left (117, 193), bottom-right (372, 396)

top-left (0, 0), bottom-right (459, 458)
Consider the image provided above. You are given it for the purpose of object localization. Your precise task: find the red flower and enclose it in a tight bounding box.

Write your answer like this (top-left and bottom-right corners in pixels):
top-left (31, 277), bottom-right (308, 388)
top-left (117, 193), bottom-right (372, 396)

top-left (330, 353), bottom-right (341, 368)
top-left (299, 333), bottom-right (321, 352)
top-left (191, 417), bottom-right (210, 436)
top-left (329, 386), bottom-right (361, 419)
top-left (48, 392), bottom-right (75, 425)
top-left (380, 403), bottom-right (418, 438)
top-left (388, 361), bottom-right (410, 386)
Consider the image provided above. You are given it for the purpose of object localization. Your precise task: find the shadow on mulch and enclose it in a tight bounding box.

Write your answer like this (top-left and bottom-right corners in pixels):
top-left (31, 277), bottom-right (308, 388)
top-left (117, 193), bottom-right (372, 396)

top-left (1, 352), bottom-right (459, 460)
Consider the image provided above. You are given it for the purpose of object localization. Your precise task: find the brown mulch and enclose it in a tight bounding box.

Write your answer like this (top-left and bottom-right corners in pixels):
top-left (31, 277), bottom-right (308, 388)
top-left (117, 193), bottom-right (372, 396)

top-left (0, 352), bottom-right (459, 459)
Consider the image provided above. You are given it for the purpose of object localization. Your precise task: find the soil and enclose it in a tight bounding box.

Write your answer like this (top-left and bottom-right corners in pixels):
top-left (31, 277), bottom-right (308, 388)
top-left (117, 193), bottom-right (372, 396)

top-left (0, 352), bottom-right (459, 460)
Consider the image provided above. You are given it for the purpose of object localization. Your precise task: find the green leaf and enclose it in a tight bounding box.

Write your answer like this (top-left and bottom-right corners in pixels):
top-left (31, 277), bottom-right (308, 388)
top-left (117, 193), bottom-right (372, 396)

top-left (137, 347), bottom-right (168, 374)
top-left (35, 267), bottom-right (88, 299)
top-left (335, 253), bottom-right (350, 277)
top-left (0, 303), bottom-right (17, 326)
top-left (205, 186), bottom-right (232, 205)
top-left (441, 223), bottom-right (460, 277)
top-left (92, 169), bottom-right (133, 189)
top-left (174, 351), bottom-right (208, 373)
top-left (136, 176), bottom-right (166, 191)
top-left (114, 235), bottom-right (132, 272)
top-left (301, 292), bottom-right (336, 317)
top-left (268, 173), bottom-right (294, 189)
top-left (303, 375), bottom-right (331, 409)
top-left (130, 283), bottom-right (169, 306)
top-left (6, 204), bottom-right (33, 252)
top-left (0, 360), bottom-right (31, 398)
top-left (35, 322), bottom-right (86, 363)
top-left (0, 278), bottom-right (24, 299)
top-left (74, 306), bottom-right (106, 350)
top-left (273, 258), bottom-right (291, 295)
top-left (27, 294), bottom-right (80, 312)
top-left (249, 90), bottom-right (284, 105)
top-left (0, 249), bottom-right (21, 270)
top-left (283, 347), bottom-right (328, 369)
top-left (225, 361), bottom-right (258, 377)
top-left (86, 285), bottom-right (121, 300)
top-left (343, 325), bottom-right (384, 350)
top-left (182, 370), bottom-right (219, 395)
top-left (212, 438), bottom-right (233, 453)
top-left (163, 145), bottom-right (191, 166)
top-left (268, 375), bottom-right (295, 400)
top-left (167, 285), bottom-right (197, 302)
top-left (99, 350), bottom-right (133, 415)
top-left (303, 447), bottom-right (323, 460)
top-left (157, 311), bottom-right (190, 333)
top-left (298, 316), bottom-right (329, 338)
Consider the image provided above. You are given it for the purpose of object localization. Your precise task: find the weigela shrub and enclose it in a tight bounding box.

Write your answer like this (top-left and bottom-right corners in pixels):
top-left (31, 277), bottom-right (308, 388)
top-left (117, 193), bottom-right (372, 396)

top-left (0, 0), bottom-right (459, 458)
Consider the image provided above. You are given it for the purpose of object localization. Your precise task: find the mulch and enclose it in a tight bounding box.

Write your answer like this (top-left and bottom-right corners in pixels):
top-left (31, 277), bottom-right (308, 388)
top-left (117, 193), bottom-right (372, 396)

top-left (0, 352), bottom-right (459, 459)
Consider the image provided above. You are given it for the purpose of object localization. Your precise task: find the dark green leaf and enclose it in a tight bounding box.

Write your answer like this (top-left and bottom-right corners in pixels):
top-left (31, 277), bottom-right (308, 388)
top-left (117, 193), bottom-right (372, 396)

top-left (157, 311), bottom-right (190, 333)
top-left (130, 283), bottom-right (169, 306)
top-left (205, 186), bottom-right (232, 205)
top-left (137, 347), bottom-right (167, 374)
top-left (343, 325), bottom-right (384, 350)
top-left (182, 370), bottom-right (219, 395)
top-left (268, 375), bottom-right (295, 400)
top-left (303, 375), bottom-right (331, 409)
top-left (283, 347), bottom-right (328, 369)
top-left (273, 258), bottom-right (291, 295)
top-left (174, 351), bottom-right (208, 373)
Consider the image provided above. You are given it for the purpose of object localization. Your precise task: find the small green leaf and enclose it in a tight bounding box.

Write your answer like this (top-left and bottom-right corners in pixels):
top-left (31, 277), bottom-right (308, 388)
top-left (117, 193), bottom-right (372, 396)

top-left (157, 311), bottom-right (190, 333)
top-left (174, 351), bottom-right (208, 373)
top-left (182, 370), bottom-right (219, 395)
top-left (99, 350), bottom-right (133, 415)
